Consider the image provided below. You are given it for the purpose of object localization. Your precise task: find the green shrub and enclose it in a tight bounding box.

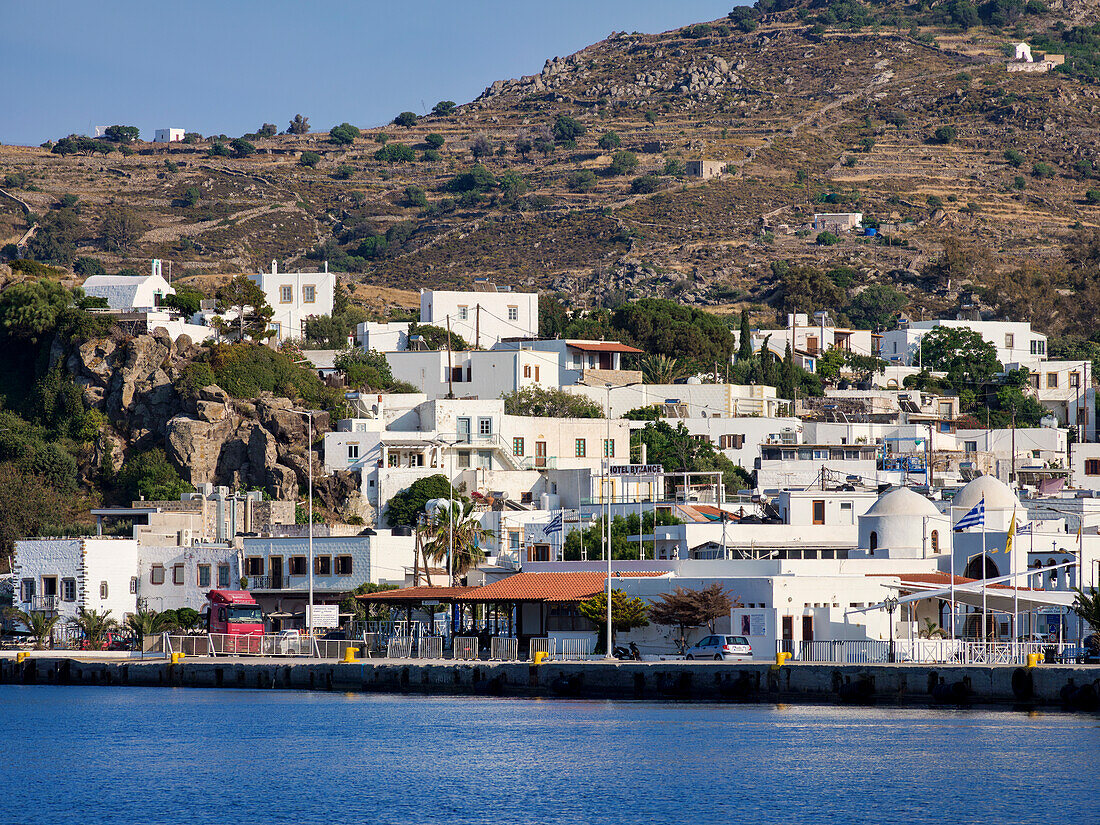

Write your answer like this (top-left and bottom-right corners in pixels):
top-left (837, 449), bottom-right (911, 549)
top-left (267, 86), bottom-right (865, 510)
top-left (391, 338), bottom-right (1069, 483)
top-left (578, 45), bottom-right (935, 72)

top-left (630, 173), bottom-right (662, 194)
top-left (608, 150), bottom-right (639, 176)
top-left (1086, 190), bottom-right (1100, 204)
top-left (568, 169), bottom-right (597, 192)
top-left (299, 151), bottom-right (321, 168)
top-left (816, 231), bottom-right (840, 246)
top-left (1031, 161), bottom-right (1056, 179)
top-left (424, 133), bottom-right (445, 149)
top-left (1004, 149), bottom-right (1024, 167)
top-left (116, 448), bottom-right (192, 502)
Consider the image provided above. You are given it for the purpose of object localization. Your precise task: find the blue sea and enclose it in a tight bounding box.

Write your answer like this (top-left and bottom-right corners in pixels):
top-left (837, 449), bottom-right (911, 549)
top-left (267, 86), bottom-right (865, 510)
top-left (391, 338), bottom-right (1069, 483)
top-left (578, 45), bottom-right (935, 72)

top-left (2, 685), bottom-right (1096, 825)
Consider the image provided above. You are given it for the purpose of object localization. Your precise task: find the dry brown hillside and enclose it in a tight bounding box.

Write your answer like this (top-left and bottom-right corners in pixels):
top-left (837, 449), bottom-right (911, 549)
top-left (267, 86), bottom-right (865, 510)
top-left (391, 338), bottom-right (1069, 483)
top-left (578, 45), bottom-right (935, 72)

top-left (4, 1), bottom-right (1100, 331)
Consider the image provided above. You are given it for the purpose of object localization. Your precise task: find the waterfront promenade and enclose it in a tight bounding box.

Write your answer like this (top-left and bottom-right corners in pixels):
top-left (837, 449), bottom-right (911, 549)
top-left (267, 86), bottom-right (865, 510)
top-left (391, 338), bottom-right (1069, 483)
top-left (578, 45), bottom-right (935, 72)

top-left (2, 654), bottom-right (1098, 709)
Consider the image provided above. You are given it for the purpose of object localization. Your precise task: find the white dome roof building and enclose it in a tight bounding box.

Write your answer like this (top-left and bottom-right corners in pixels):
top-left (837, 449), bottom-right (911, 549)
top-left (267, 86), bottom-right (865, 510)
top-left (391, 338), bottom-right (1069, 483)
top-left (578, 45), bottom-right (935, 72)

top-left (855, 487), bottom-right (951, 560)
top-left (950, 475), bottom-right (1021, 532)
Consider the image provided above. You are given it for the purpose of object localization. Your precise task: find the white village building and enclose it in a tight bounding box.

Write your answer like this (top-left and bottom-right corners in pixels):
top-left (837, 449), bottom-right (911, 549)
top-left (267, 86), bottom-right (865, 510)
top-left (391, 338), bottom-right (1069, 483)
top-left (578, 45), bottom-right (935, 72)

top-left (248, 260), bottom-right (336, 343)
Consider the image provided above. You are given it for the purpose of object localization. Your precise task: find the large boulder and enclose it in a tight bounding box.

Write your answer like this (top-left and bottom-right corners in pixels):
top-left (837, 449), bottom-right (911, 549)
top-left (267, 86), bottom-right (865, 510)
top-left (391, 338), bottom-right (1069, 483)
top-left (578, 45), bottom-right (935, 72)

top-left (266, 464), bottom-right (299, 501)
top-left (164, 415), bottom-right (237, 484)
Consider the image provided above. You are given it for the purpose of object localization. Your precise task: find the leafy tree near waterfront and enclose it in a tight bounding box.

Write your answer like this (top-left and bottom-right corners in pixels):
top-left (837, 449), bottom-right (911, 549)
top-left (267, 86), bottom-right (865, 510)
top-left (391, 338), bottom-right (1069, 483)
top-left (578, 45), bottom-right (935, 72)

top-left (126, 608), bottom-right (169, 649)
top-left (649, 584), bottom-right (738, 651)
top-left (4, 608), bottom-right (59, 649)
top-left (631, 421), bottom-right (753, 494)
top-left (339, 582), bottom-right (400, 622)
top-left (579, 589), bottom-right (649, 652)
top-left (70, 608), bottom-right (119, 650)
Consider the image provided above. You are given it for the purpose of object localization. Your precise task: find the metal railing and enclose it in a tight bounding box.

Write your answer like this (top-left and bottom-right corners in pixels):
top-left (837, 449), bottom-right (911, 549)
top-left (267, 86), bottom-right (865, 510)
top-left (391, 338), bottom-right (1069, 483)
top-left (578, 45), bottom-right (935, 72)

top-left (418, 636), bottom-right (443, 659)
top-left (776, 639), bottom-right (1084, 665)
top-left (29, 595), bottom-right (60, 612)
top-left (529, 638), bottom-right (552, 661)
top-left (386, 636), bottom-right (414, 658)
top-left (453, 637), bottom-right (479, 661)
top-left (559, 638), bottom-right (591, 660)
top-left (490, 637), bottom-right (519, 661)
top-left (246, 575), bottom-right (292, 590)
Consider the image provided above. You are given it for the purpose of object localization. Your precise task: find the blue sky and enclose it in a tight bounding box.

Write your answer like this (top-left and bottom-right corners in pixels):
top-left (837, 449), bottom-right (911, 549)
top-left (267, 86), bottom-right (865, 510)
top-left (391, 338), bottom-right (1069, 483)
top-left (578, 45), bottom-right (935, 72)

top-left (1, 1), bottom-right (736, 146)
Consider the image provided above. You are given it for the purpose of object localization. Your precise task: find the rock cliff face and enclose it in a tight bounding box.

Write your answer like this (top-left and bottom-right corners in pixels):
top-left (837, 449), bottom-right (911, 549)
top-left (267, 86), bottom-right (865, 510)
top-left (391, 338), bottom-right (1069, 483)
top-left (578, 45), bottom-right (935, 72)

top-left (64, 331), bottom-right (367, 521)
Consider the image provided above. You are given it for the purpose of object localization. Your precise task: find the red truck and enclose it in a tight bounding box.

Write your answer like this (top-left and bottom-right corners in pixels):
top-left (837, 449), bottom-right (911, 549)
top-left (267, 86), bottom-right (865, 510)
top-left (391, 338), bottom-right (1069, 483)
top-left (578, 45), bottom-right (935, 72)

top-left (207, 590), bottom-right (264, 653)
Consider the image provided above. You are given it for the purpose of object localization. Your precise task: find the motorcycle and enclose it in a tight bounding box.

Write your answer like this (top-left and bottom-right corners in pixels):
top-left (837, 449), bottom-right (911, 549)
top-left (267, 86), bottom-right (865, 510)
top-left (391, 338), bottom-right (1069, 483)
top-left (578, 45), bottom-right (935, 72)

top-left (612, 642), bottom-right (642, 661)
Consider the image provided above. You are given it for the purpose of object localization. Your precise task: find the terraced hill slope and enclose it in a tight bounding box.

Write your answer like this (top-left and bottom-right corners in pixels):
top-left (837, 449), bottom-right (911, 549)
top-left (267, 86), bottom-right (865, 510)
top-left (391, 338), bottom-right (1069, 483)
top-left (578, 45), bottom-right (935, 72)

top-left (4, 1), bottom-right (1100, 331)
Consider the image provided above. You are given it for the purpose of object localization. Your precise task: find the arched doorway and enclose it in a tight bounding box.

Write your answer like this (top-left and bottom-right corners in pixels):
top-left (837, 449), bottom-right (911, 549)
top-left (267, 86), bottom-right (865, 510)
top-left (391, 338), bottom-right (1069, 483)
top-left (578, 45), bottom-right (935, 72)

top-left (964, 554), bottom-right (1000, 579)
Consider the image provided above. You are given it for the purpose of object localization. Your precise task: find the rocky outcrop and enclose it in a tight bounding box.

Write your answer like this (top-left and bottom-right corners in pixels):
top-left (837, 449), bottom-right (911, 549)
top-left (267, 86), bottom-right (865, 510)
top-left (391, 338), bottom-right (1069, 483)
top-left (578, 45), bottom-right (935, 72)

top-left (66, 332), bottom-right (340, 509)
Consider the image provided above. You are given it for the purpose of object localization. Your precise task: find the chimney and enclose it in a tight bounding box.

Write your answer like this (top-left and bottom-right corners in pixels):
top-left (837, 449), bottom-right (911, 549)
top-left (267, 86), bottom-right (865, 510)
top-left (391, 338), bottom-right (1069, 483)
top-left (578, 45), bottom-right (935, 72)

top-left (271, 259), bottom-right (278, 275)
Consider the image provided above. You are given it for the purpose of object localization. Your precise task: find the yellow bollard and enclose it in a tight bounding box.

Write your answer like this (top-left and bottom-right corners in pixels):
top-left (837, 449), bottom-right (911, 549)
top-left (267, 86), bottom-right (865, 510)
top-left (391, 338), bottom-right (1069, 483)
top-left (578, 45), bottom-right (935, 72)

top-left (533, 651), bottom-right (548, 665)
top-left (171, 652), bottom-right (181, 665)
top-left (342, 646), bottom-right (356, 664)
top-left (1026, 652), bottom-right (1041, 669)
top-left (16, 652), bottom-right (27, 663)
top-left (775, 651), bottom-right (791, 667)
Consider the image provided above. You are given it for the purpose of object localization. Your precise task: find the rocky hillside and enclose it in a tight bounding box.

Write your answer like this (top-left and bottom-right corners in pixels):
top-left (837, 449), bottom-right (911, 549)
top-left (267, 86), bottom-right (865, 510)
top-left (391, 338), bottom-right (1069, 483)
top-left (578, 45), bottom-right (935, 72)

top-left (3, 1), bottom-right (1100, 333)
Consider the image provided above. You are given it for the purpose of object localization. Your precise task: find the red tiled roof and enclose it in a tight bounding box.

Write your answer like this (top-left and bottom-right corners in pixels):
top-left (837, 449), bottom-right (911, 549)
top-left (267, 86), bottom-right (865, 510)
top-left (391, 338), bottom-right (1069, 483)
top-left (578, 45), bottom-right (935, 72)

top-left (356, 585), bottom-right (473, 602)
top-left (565, 340), bottom-right (645, 354)
top-left (465, 571), bottom-right (669, 603)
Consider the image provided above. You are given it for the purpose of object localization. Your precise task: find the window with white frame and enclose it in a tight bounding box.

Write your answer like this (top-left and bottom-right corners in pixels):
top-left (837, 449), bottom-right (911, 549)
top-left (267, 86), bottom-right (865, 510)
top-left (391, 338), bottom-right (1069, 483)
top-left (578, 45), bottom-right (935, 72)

top-left (1031, 339), bottom-right (1045, 355)
top-left (458, 306), bottom-right (469, 321)
top-left (347, 443), bottom-right (359, 460)
top-left (508, 306), bottom-right (519, 321)
top-left (302, 285), bottom-right (316, 303)
top-left (478, 417), bottom-right (493, 436)
top-left (280, 285), bottom-right (293, 303)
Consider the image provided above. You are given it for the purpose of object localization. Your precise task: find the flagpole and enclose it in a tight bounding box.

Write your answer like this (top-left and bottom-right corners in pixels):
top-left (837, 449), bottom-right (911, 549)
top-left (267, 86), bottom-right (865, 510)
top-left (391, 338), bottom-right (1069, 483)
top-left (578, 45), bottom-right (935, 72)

top-left (981, 496), bottom-right (987, 643)
top-left (1011, 509), bottom-right (1018, 662)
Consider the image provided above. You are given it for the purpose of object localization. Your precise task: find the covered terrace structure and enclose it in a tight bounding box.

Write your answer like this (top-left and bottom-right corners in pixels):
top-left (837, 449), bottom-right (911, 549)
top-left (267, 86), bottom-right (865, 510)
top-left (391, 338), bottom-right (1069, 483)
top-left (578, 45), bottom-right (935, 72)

top-left (359, 571), bottom-right (670, 651)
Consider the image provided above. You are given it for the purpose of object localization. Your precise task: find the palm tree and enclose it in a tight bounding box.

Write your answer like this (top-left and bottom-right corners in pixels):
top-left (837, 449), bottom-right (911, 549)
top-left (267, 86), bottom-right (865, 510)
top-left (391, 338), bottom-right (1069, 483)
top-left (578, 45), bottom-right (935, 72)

top-left (919, 618), bottom-right (946, 639)
top-left (1071, 587), bottom-right (1100, 653)
top-left (5, 608), bottom-right (59, 650)
top-left (422, 500), bottom-right (494, 586)
top-left (70, 608), bottom-right (119, 651)
top-left (641, 353), bottom-right (681, 384)
top-left (126, 609), bottom-right (169, 652)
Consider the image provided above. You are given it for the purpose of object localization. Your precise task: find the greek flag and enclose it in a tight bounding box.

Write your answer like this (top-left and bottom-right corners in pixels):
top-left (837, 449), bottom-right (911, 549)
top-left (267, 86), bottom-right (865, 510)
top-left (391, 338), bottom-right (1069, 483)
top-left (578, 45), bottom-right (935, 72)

top-left (545, 512), bottom-right (563, 535)
top-left (1017, 521), bottom-right (1033, 535)
top-left (954, 497), bottom-right (984, 532)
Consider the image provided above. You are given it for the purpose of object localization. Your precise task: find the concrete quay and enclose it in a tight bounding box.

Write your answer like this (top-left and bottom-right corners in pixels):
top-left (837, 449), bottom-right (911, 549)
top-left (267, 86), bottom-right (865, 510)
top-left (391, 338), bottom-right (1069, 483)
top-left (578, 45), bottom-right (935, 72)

top-left (2, 656), bottom-right (1099, 710)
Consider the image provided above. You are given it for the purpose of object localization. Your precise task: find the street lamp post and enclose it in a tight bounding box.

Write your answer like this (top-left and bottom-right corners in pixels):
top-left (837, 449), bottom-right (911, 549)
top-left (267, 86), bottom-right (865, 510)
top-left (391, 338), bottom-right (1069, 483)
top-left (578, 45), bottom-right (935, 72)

top-left (884, 595), bottom-right (899, 663)
top-left (605, 383), bottom-right (614, 659)
top-left (295, 409), bottom-right (315, 638)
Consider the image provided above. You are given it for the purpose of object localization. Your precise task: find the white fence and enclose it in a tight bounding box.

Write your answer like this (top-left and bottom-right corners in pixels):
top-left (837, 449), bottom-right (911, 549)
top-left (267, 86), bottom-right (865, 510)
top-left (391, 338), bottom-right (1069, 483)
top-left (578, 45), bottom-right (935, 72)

top-left (418, 636), bottom-right (444, 659)
top-left (490, 637), bottom-right (519, 661)
top-left (386, 637), bottom-right (415, 658)
top-left (453, 637), bottom-right (479, 661)
top-left (558, 638), bottom-right (591, 660)
top-left (528, 638), bottom-right (551, 661)
top-left (777, 639), bottom-right (1082, 665)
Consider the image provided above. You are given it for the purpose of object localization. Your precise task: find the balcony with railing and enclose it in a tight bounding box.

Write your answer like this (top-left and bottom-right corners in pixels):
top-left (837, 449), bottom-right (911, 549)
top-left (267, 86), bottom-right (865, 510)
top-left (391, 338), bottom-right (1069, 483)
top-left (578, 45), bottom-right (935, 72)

top-left (29, 595), bottom-right (60, 613)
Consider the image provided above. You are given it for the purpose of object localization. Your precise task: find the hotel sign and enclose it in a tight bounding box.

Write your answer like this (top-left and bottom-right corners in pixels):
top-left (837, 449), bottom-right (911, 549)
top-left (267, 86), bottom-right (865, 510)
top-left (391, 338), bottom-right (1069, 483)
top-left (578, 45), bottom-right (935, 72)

top-left (609, 464), bottom-right (663, 476)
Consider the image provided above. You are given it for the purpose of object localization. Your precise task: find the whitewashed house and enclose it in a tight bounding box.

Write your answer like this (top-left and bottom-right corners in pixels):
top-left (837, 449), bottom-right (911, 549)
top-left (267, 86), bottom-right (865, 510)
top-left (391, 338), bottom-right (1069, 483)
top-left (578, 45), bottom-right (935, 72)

top-left (13, 538), bottom-right (139, 623)
top-left (880, 319), bottom-right (1047, 368)
top-left (82, 271), bottom-right (174, 312)
top-left (153, 128), bottom-right (184, 143)
top-left (248, 260), bottom-right (336, 343)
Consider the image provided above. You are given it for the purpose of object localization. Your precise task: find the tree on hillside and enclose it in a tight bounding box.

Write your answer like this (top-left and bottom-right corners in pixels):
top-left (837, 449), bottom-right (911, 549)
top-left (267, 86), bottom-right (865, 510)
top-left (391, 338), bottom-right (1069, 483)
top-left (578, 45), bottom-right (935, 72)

top-left (385, 474), bottom-right (458, 528)
top-left (0, 281), bottom-right (76, 342)
top-left (100, 209), bottom-right (146, 252)
top-left (579, 589), bottom-right (649, 652)
top-left (501, 386), bottom-right (603, 418)
top-left (632, 421), bottom-right (752, 494)
top-left (514, 136), bottom-right (532, 159)
top-left (845, 284), bottom-right (909, 330)
top-left (552, 114), bottom-right (586, 144)
top-left (330, 123), bottom-right (361, 145)
top-left (116, 448), bottom-right (192, 502)
top-left (287, 114), bottom-right (310, 135)
top-left (432, 101), bottom-right (457, 116)
top-left (258, 123), bottom-right (278, 137)
top-left (161, 283), bottom-right (204, 317)
top-left (424, 133), bottom-right (445, 149)
top-left (298, 151), bottom-right (321, 168)
top-left (215, 274), bottom-right (274, 341)
top-left (230, 138), bottom-right (255, 158)
top-left (597, 131), bottom-right (621, 151)
top-left (0, 464), bottom-right (64, 564)
top-left (470, 133), bottom-right (493, 160)
top-left (393, 111), bottom-right (418, 128)
top-left (608, 150), bottom-right (639, 176)
top-left (919, 326), bottom-right (1001, 388)
top-left (737, 310), bottom-right (753, 361)
top-left (103, 125), bottom-right (140, 144)
top-left (374, 143), bottom-right (415, 163)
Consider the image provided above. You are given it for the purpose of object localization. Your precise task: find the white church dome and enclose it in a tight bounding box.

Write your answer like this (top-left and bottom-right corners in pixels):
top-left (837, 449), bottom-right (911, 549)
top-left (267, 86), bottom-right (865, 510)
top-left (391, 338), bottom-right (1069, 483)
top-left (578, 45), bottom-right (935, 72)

top-left (864, 486), bottom-right (941, 518)
top-left (952, 474), bottom-right (1020, 517)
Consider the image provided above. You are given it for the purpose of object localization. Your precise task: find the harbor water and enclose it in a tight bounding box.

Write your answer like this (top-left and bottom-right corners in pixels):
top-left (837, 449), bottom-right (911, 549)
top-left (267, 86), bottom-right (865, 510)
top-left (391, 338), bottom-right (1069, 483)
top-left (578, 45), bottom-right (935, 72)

top-left (2, 685), bottom-right (1096, 825)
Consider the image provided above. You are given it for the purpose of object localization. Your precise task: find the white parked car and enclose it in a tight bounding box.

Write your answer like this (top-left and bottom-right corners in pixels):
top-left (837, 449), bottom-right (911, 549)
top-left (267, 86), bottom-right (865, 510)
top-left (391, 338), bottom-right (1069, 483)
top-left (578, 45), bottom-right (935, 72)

top-left (685, 634), bottom-right (752, 661)
top-left (275, 629), bottom-right (305, 655)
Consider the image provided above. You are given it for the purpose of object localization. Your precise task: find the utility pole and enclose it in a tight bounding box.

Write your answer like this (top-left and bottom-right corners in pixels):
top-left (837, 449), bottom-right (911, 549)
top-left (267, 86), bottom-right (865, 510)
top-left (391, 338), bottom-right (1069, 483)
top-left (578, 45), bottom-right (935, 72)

top-left (475, 304), bottom-right (480, 350)
top-left (446, 314), bottom-right (454, 399)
